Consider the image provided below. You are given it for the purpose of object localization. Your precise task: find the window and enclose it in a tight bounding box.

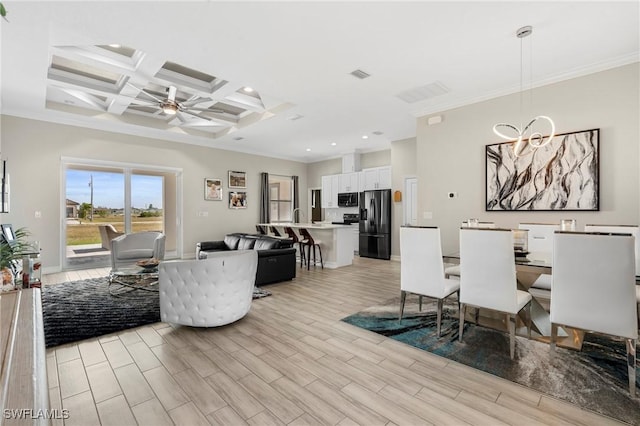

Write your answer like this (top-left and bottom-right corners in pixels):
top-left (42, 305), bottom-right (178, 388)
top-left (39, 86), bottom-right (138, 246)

top-left (62, 158), bottom-right (182, 270)
top-left (269, 175), bottom-right (292, 222)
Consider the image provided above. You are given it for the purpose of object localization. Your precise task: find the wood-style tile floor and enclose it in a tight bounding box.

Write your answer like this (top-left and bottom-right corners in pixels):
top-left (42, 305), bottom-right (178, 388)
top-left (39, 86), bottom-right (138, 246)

top-left (44, 257), bottom-right (624, 426)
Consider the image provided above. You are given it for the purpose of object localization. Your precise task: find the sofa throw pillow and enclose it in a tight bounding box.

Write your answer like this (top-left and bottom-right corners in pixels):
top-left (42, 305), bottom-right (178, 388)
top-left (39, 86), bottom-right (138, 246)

top-left (238, 237), bottom-right (257, 250)
top-left (254, 238), bottom-right (280, 250)
top-left (224, 234), bottom-right (242, 250)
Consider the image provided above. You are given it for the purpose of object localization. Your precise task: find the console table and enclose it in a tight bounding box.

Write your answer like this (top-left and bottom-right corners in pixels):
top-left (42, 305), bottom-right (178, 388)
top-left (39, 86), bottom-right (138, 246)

top-left (0, 289), bottom-right (50, 426)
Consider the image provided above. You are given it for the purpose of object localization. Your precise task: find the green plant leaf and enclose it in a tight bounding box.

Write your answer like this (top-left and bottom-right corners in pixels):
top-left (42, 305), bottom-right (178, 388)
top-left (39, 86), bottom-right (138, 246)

top-left (0, 2), bottom-right (8, 22)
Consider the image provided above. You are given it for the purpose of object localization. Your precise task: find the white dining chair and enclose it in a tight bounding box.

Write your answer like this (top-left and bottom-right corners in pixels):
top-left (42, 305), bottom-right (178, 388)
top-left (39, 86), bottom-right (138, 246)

top-left (458, 228), bottom-right (532, 359)
top-left (399, 227), bottom-right (460, 337)
top-left (444, 221), bottom-right (496, 279)
top-left (584, 224), bottom-right (640, 275)
top-left (550, 231), bottom-right (637, 396)
top-left (517, 223), bottom-right (560, 291)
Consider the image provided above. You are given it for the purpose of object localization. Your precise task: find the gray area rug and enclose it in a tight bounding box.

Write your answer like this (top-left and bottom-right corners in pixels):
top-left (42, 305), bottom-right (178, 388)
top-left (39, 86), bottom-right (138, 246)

top-left (42, 277), bottom-right (271, 348)
top-left (342, 296), bottom-right (640, 425)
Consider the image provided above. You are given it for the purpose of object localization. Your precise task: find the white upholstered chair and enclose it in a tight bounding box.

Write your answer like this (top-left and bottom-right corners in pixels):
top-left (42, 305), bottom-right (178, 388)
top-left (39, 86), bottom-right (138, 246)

top-left (444, 221), bottom-right (495, 279)
top-left (159, 250), bottom-right (258, 327)
top-left (550, 231), bottom-right (637, 396)
top-left (399, 227), bottom-right (460, 337)
top-left (584, 225), bottom-right (640, 274)
top-left (458, 228), bottom-right (532, 359)
top-left (517, 223), bottom-right (560, 291)
top-left (110, 231), bottom-right (166, 270)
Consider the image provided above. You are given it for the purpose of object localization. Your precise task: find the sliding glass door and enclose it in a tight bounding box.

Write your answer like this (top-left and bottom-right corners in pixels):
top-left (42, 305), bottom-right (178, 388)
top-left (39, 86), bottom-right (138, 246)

top-left (62, 159), bottom-right (181, 270)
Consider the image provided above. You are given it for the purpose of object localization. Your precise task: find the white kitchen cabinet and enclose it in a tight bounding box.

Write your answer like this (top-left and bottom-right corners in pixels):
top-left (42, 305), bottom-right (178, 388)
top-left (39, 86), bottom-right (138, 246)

top-left (339, 172), bottom-right (359, 193)
top-left (351, 223), bottom-right (360, 254)
top-left (361, 166), bottom-right (392, 191)
top-left (321, 174), bottom-right (340, 208)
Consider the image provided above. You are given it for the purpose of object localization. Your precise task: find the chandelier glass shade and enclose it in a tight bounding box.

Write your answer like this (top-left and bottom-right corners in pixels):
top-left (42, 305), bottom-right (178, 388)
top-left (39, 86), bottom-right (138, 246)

top-left (493, 26), bottom-right (556, 157)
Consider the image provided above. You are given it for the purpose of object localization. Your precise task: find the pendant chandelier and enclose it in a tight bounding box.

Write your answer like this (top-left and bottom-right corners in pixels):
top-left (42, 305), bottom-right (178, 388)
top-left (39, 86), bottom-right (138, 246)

top-left (493, 25), bottom-right (556, 157)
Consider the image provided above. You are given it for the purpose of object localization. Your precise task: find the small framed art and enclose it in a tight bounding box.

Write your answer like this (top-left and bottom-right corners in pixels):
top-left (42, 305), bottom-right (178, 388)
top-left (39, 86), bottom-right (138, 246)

top-left (229, 191), bottom-right (247, 209)
top-left (228, 170), bottom-right (246, 189)
top-left (204, 178), bottom-right (222, 201)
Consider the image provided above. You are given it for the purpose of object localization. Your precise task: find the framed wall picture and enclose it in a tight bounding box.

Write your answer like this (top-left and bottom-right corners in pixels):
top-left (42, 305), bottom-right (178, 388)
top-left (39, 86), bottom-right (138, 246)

top-left (486, 128), bottom-right (599, 211)
top-left (229, 191), bottom-right (247, 209)
top-left (228, 170), bottom-right (246, 189)
top-left (204, 178), bottom-right (222, 201)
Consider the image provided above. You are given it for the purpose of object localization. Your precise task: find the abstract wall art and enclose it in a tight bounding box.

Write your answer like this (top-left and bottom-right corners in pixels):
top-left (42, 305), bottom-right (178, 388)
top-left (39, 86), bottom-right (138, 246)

top-left (486, 128), bottom-right (599, 211)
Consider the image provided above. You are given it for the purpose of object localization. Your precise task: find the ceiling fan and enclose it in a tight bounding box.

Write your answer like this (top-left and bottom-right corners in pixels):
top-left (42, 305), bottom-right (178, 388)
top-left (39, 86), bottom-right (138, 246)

top-left (126, 83), bottom-right (224, 125)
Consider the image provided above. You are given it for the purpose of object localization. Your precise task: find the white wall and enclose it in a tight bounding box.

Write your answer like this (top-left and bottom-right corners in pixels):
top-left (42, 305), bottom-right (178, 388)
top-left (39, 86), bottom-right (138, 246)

top-left (416, 63), bottom-right (640, 253)
top-left (390, 137), bottom-right (417, 257)
top-left (0, 116), bottom-right (308, 271)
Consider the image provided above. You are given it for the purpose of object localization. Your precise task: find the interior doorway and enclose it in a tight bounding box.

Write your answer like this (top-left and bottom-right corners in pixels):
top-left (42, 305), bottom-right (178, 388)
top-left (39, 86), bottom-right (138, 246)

top-left (310, 189), bottom-right (322, 222)
top-left (404, 177), bottom-right (418, 226)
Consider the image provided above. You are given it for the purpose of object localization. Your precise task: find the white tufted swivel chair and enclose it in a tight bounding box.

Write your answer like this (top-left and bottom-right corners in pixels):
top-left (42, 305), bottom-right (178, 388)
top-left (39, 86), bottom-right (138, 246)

top-left (458, 228), bottom-right (532, 359)
top-left (550, 231), bottom-right (637, 396)
top-left (399, 227), bottom-right (460, 337)
top-left (159, 250), bottom-right (258, 327)
top-left (517, 223), bottom-right (560, 291)
top-left (110, 231), bottom-right (165, 270)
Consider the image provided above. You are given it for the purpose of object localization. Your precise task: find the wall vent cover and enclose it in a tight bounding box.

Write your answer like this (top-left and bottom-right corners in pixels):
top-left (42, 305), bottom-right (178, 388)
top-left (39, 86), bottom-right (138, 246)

top-left (350, 69), bottom-right (371, 79)
top-left (396, 81), bottom-right (449, 103)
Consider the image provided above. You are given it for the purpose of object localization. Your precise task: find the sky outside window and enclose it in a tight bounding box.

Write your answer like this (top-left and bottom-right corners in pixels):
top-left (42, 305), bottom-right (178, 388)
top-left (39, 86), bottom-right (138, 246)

top-left (66, 170), bottom-right (162, 209)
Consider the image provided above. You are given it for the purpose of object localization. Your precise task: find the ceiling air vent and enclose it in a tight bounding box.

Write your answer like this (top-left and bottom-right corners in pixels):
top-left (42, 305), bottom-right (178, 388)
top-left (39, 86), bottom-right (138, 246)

top-left (396, 81), bottom-right (449, 103)
top-left (372, 131), bottom-right (384, 136)
top-left (287, 114), bottom-right (304, 121)
top-left (233, 136), bottom-right (244, 141)
top-left (350, 69), bottom-right (371, 79)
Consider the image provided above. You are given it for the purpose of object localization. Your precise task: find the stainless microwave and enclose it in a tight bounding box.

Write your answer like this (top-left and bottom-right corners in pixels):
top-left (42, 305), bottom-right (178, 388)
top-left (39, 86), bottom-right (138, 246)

top-left (337, 192), bottom-right (358, 207)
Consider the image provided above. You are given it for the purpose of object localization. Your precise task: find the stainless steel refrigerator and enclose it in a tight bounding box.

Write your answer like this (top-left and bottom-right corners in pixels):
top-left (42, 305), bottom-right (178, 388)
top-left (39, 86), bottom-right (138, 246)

top-left (359, 189), bottom-right (391, 260)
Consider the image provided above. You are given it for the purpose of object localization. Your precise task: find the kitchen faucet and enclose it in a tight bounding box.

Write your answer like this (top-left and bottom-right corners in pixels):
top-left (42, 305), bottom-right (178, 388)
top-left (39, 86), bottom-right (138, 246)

top-left (292, 208), bottom-right (306, 223)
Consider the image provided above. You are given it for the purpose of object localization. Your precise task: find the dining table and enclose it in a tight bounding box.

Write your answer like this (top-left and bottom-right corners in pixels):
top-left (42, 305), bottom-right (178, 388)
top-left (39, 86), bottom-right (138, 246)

top-left (443, 252), bottom-right (640, 350)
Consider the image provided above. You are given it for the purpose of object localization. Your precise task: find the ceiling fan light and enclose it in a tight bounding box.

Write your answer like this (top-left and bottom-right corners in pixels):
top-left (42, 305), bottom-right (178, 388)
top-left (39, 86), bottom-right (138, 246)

top-left (161, 101), bottom-right (178, 115)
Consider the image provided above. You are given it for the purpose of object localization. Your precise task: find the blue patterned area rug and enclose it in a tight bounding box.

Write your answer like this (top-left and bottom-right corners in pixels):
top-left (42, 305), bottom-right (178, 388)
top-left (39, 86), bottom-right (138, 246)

top-left (42, 277), bottom-right (271, 348)
top-left (342, 296), bottom-right (640, 425)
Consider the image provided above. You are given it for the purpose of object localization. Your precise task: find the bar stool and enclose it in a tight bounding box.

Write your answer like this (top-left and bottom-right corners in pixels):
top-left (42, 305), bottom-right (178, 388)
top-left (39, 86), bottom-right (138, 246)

top-left (269, 226), bottom-right (283, 237)
top-left (298, 228), bottom-right (323, 270)
top-left (284, 227), bottom-right (306, 267)
top-left (256, 225), bottom-right (267, 235)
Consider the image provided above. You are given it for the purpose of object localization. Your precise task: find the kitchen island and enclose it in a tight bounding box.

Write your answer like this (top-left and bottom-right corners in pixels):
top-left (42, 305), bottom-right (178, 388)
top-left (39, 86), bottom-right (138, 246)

top-left (258, 223), bottom-right (354, 269)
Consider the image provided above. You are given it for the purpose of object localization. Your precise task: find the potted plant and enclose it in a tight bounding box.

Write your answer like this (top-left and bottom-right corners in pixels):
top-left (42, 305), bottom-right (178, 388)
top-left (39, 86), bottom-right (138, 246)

top-left (0, 227), bottom-right (32, 290)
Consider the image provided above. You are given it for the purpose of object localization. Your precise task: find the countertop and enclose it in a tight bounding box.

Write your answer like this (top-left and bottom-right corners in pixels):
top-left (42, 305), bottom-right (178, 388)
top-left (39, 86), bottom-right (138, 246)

top-left (258, 222), bottom-right (352, 230)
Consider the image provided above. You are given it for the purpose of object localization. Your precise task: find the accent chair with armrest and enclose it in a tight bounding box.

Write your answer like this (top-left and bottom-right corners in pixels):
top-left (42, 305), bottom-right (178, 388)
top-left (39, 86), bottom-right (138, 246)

top-left (99, 224), bottom-right (125, 250)
top-left (110, 231), bottom-right (166, 270)
top-left (159, 250), bottom-right (258, 327)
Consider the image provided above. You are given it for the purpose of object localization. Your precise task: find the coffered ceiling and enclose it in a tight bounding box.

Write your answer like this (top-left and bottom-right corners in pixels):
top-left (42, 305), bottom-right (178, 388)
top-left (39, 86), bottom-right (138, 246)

top-left (1, 1), bottom-right (638, 163)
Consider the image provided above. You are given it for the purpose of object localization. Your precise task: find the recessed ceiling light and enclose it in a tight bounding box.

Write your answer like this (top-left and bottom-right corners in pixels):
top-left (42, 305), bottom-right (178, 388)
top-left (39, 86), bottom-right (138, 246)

top-left (362, 135), bottom-right (369, 139)
top-left (243, 87), bottom-right (254, 93)
top-left (331, 142), bottom-right (337, 146)
top-left (108, 44), bottom-right (121, 48)
top-left (306, 148), bottom-right (311, 152)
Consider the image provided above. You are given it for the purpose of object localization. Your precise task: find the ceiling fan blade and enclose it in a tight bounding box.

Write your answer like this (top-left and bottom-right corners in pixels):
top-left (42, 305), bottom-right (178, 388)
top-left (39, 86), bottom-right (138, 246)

top-left (180, 98), bottom-right (212, 107)
top-left (186, 107), bottom-right (225, 113)
top-left (175, 111), bottom-right (188, 123)
top-left (179, 110), bottom-right (225, 126)
top-left (126, 82), bottom-right (164, 103)
top-left (128, 98), bottom-right (158, 107)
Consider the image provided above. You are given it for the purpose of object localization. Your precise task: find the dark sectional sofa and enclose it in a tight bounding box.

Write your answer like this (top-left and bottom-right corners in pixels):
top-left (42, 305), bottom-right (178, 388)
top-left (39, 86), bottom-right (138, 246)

top-left (196, 233), bottom-right (296, 286)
